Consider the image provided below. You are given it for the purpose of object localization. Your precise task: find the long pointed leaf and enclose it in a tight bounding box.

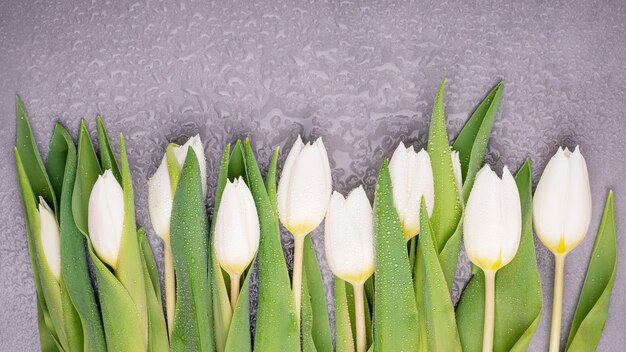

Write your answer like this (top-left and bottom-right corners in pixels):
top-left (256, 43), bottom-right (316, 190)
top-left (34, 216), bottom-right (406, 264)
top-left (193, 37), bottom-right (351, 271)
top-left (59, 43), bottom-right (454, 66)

top-left (456, 160), bottom-right (542, 351)
top-left (334, 278), bottom-right (355, 352)
top-left (47, 124), bottom-right (106, 352)
top-left (72, 121), bottom-right (102, 235)
top-left (417, 199), bottom-right (461, 351)
top-left (372, 160), bottom-right (419, 351)
top-left (452, 83), bottom-right (503, 202)
top-left (427, 79), bottom-right (462, 256)
top-left (302, 236), bottom-right (332, 352)
top-left (245, 140), bottom-right (299, 351)
top-left (566, 192), bottom-right (616, 351)
top-left (96, 116), bottom-right (122, 182)
top-left (170, 149), bottom-right (214, 352)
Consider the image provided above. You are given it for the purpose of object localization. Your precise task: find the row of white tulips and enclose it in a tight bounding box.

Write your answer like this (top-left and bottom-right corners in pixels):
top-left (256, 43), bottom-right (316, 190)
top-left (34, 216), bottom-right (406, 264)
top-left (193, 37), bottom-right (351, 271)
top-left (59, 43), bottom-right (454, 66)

top-left (38, 130), bottom-right (590, 351)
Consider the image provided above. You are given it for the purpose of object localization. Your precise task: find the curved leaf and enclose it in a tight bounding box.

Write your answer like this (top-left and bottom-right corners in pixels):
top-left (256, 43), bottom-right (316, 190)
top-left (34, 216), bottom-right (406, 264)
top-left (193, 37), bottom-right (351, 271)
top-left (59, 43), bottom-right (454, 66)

top-left (138, 229), bottom-right (169, 352)
top-left (47, 124), bottom-right (106, 352)
top-left (170, 149), bottom-right (214, 352)
top-left (566, 192), bottom-right (616, 351)
top-left (245, 139), bottom-right (299, 351)
top-left (71, 121), bottom-right (102, 235)
top-left (372, 160), bottom-right (419, 351)
top-left (456, 160), bottom-right (542, 352)
top-left (427, 79), bottom-right (462, 256)
top-left (96, 116), bottom-right (121, 182)
top-left (302, 236), bottom-right (332, 352)
top-left (417, 199), bottom-right (461, 351)
top-left (452, 83), bottom-right (504, 202)
top-left (334, 278), bottom-right (355, 352)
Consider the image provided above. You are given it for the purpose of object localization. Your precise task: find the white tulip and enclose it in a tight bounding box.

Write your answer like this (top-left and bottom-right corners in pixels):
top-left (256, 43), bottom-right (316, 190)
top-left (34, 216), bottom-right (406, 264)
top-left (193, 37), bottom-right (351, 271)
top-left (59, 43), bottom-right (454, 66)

top-left (464, 164), bottom-right (521, 272)
top-left (214, 177), bottom-right (260, 277)
top-left (148, 134), bottom-right (207, 241)
top-left (324, 186), bottom-right (374, 285)
top-left (388, 142), bottom-right (434, 241)
top-left (38, 198), bottom-right (61, 280)
top-left (451, 150), bottom-right (463, 199)
top-left (88, 170), bottom-right (125, 269)
top-left (533, 146), bottom-right (592, 255)
top-left (277, 135), bottom-right (332, 237)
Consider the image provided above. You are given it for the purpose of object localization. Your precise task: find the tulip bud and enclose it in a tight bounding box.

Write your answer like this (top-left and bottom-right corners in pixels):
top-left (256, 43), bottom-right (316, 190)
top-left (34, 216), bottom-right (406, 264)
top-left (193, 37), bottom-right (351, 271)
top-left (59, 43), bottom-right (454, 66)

top-left (388, 142), bottom-right (434, 241)
top-left (277, 135), bottom-right (332, 237)
top-left (533, 146), bottom-right (592, 255)
top-left (214, 177), bottom-right (260, 276)
top-left (88, 170), bottom-right (124, 269)
top-left (148, 134), bottom-right (207, 241)
top-left (464, 165), bottom-right (521, 272)
top-left (324, 186), bottom-right (374, 285)
top-left (451, 150), bottom-right (463, 198)
top-left (38, 197), bottom-right (61, 280)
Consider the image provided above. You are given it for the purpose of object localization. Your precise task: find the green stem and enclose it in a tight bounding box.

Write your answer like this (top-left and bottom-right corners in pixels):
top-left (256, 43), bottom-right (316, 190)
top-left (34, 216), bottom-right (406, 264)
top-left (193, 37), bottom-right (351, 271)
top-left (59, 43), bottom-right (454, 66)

top-left (164, 239), bottom-right (175, 338)
top-left (549, 254), bottom-right (566, 352)
top-left (292, 235), bottom-right (305, 321)
top-left (482, 270), bottom-right (496, 352)
top-left (229, 273), bottom-right (241, 312)
top-left (353, 282), bottom-right (367, 352)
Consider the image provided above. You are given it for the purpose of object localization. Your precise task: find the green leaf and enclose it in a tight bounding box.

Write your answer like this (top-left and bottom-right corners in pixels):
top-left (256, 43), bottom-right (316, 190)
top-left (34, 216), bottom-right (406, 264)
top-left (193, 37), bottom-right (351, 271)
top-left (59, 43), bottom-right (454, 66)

top-left (372, 160), bottom-right (419, 351)
top-left (417, 199), bottom-right (461, 351)
top-left (334, 278), bottom-right (355, 352)
top-left (566, 192), bottom-right (617, 351)
top-left (116, 135), bottom-right (149, 347)
top-left (170, 149), bottom-right (214, 352)
top-left (301, 269), bottom-right (317, 352)
top-left (302, 236), bottom-right (332, 352)
top-left (15, 96), bottom-right (57, 213)
top-left (138, 229), bottom-right (169, 352)
top-left (245, 139), bottom-right (299, 351)
top-left (71, 123), bottom-right (145, 352)
top-left (87, 239), bottom-right (146, 351)
top-left (456, 160), bottom-right (543, 352)
top-left (426, 79), bottom-right (462, 286)
top-left (96, 116), bottom-right (122, 182)
top-left (452, 83), bottom-right (504, 202)
top-left (15, 150), bottom-right (63, 351)
top-left (47, 124), bottom-right (107, 352)
top-left (71, 121), bottom-right (102, 236)
top-left (224, 271), bottom-right (252, 352)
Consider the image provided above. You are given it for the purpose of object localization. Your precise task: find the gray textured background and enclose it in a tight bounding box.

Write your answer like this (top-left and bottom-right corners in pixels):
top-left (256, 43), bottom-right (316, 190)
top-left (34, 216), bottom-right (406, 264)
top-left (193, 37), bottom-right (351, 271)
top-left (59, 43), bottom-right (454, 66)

top-left (1, 0), bottom-right (625, 350)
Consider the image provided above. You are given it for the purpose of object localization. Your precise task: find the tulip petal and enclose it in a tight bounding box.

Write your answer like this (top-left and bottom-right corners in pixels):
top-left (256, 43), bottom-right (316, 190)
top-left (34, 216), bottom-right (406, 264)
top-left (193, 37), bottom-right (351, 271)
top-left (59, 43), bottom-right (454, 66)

top-left (147, 154), bottom-right (173, 241)
top-left (562, 147), bottom-right (592, 250)
top-left (277, 135), bottom-right (304, 228)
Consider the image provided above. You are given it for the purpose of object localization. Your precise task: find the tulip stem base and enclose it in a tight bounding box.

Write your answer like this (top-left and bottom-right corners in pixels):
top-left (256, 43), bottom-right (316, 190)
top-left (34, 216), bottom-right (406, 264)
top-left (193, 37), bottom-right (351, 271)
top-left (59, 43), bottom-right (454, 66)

top-left (229, 273), bottom-right (241, 312)
top-left (353, 282), bottom-right (367, 352)
top-left (292, 235), bottom-right (305, 321)
top-left (482, 270), bottom-right (496, 352)
top-left (549, 253), bottom-right (566, 352)
top-left (164, 239), bottom-right (175, 338)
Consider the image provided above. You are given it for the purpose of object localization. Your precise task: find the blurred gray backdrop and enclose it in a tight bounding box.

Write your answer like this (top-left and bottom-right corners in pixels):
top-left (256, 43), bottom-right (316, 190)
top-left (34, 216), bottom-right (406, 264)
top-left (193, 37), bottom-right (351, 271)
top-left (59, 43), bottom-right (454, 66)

top-left (1, 0), bottom-right (625, 350)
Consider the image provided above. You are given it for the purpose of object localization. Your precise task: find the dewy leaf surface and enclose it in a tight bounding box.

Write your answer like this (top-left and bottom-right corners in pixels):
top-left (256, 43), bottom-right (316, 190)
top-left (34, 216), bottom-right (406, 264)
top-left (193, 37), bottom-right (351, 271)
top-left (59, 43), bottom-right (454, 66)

top-left (170, 149), bottom-right (214, 352)
top-left (372, 160), bottom-right (419, 351)
top-left (566, 192), bottom-right (617, 351)
top-left (245, 140), bottom-right (299, 351)
top-left (456, 160), bottom-right (542, 352)
top-left (46, 124), bottom-right (106, 352)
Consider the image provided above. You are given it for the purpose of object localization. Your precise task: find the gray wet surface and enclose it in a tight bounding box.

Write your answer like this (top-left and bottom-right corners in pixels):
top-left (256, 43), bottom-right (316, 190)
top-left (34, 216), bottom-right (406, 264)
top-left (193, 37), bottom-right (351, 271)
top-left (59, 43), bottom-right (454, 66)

top-left (1, 0), bottom-right (625, 350)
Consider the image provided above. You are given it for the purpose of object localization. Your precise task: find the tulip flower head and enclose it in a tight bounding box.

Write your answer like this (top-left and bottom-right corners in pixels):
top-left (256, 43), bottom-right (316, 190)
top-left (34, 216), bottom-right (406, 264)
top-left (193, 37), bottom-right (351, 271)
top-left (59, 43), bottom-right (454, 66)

top-left (148, 134), bottom-right (207, 241)
top-left (533, 146), bottom-right (592, 255)
top-left (388, 142), bottom-right (434, 241)
top-left (464, 164), bottom-right (521, 272)
top-left (88, 170), bottom-right (125, 269)
top-left (38, 197), bottom-right (61, 280)
top-left (214, 177), bottom-right (260, 276)
top-left (324, 186), bottom-right (374, 285)
top-left (277, 135), bottom-right (332, 237)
